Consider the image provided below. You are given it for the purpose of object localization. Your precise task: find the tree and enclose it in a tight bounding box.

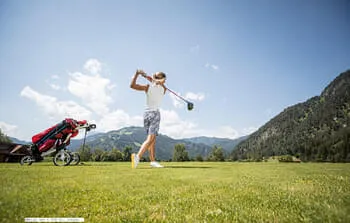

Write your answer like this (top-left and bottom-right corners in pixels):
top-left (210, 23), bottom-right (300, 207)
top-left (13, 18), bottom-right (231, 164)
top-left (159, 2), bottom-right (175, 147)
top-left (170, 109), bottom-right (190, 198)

top-left (0, 128), bottom-right (11, 143)
top-left (172, 144), bottom-right (189, 162)
top-left (105, 148), bottom-right (124, 161)
top-left (195, 154), bottom-right (203, 162)
top-left (123, 146), bottom-right (132, 161)
top-left (231, 151), bottom-right (239, 161)
top-left (208, 146), bottom-right (225, 161)
top-left (92, 148), bottom-right (105, 162)
top-left (77, 145), bottom-right (92, 161)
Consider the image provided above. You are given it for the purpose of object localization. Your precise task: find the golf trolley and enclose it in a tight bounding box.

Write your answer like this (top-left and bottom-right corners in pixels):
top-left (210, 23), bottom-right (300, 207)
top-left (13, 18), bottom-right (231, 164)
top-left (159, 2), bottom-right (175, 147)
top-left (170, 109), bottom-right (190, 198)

top-left (18, 118), bottom-right (96, 166)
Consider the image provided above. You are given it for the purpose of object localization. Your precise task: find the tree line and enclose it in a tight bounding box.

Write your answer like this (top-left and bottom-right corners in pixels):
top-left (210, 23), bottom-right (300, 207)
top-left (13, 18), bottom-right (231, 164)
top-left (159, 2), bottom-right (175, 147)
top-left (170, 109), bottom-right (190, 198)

top-left (0, 128), bottom-right (225, 162)
top-left (230, 69), bottom-right (350, 163)
top-left (230, 96), bottom-right (350, 163)
top-left (77, 143), bottom-right (227, 162)
top-left (77, 146), bottom-right (133, 162)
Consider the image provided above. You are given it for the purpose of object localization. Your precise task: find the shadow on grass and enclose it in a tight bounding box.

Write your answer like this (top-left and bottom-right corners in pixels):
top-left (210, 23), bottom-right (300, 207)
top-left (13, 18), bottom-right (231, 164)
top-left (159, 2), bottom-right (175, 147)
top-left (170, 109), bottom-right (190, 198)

top-left (17, 162), bottom-right (114, 167)
top-left (164, 166), bottom-right (212, 169)
top-left (133, 165), bottom-right (213, 170)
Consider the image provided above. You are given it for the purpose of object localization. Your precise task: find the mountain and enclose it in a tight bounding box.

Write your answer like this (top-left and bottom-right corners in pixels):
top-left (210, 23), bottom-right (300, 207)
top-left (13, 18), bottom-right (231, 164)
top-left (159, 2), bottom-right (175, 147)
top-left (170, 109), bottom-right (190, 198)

top-left (69, 126), bottom-right (213, 160)
top-left (6, 126), bottom-right (241, 160)
top-left (9, 137), bottom-right (29, 145)
top-left (67, 132), bottom-right (105, 150)
top-left (183, 136), bottom-right (248, 153)
top-left (231, 70), bottom-right (350, 162)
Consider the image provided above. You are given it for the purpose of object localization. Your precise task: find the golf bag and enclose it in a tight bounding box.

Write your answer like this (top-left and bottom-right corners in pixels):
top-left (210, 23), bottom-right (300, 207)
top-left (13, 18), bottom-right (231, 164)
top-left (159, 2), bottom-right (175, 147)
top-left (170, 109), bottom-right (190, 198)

top-left (19, 118), bottom-right (96, 166)
top-left (31, 118), bottom-right (86, 153)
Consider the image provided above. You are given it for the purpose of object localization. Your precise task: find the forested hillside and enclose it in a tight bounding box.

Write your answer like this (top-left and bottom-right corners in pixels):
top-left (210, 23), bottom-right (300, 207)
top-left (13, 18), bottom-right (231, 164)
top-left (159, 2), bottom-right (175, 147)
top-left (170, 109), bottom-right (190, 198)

top-left (81, 126), bottom-right (213, 160)
top-left (231, 70), bottom-right (350, 162)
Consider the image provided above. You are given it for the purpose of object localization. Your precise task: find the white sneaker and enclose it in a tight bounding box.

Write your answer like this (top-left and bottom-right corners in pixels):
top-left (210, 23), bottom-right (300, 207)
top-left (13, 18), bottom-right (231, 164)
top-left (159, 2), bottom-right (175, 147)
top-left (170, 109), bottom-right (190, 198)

top-left (131, 153), bottom-right (139, 168)
top-left (150, 161), bottom-right (163, 168)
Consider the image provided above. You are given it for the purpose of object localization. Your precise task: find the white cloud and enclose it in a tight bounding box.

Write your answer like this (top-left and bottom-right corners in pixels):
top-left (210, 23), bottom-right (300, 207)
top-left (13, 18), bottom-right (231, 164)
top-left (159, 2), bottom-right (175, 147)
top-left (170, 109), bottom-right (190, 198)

top-left (195, 125), bottom-right (254, 139)
top-left (242, 126), bottom-right (258, 135)
top-left (0, 121), bottom-right (18, 137)
top-left (47, 75), bottom-right (61, 90)
top-left (98, 109), bottom-right (143, 132)
top-left (205, 63), bottom-right (219, 71)
top-left (211, 65), bottom-right (219, 70)
top-left (158, 110), bottom-right (243, 139)
top-left (19, 82), bottom-right (252, 140)
top-left (107, 84), bottom-right (116, 90)
top-left (51, 75), bottom-right (60, 79)
top-left (49, 84), bottom-right (61, 90)
top-left (20, 86), bottom-right (92, 121)
top-left (169, 93), bottom-right (184, 108)
top-left (210, 126), bottom-right (239, 139)
top-left (185, 92), bottom-right (205, 101)
top-left (19, 59), bottom-right (249, 141)
top-left (210, 126), bottom-right (258, 139)
top-left (159, 109), bottom-right (201, 139)
top-left (169, 92), bottom-right (204, 109)
top-left (190, 45), bottom-right (200, 53)
top-left (68, 71), bottom-right (113, 116)
top-left (84, 58), bottom-right (102, 75)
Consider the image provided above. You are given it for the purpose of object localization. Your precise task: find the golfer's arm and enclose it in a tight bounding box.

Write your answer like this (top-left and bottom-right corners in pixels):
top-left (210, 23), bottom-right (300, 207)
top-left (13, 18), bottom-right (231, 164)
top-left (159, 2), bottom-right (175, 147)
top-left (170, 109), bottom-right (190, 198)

top-left (130, 73), bottom-right (147, 91)
top-left (141, 73), bottom-right (153, 83)
top-left (162, 85), bottom-right (167, 94)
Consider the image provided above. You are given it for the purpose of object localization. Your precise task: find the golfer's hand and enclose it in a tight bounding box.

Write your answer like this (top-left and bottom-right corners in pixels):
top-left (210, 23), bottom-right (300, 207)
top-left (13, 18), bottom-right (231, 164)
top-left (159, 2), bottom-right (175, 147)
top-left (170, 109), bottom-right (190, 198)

top-left (136, 69), bottom-right (146, 76)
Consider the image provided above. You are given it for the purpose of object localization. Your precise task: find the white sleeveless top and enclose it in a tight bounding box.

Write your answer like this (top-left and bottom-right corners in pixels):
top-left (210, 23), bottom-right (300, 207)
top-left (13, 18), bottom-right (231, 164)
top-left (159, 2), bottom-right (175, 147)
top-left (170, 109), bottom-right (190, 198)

top-left (146, 82), bottom-right (165, 111)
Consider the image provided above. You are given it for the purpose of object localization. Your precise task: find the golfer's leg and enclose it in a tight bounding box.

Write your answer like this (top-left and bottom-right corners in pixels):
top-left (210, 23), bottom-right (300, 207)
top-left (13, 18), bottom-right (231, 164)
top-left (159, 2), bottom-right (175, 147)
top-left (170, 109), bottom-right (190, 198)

top-left (138, 135), bottom-right (153, 158)
top-left (148, 110), bottom-right (160, 162)
top-left (139, 111), bottom-right (152, 159)
top-left (149, 135), bottom-right (156, 162)
top-left (144, 110), bottom-right (159, 161)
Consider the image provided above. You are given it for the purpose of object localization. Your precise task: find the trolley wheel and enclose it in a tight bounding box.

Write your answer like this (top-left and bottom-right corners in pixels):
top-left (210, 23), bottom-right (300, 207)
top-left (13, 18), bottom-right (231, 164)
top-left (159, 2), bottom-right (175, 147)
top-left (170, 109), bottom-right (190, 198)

top-left (20, 156), bottom-right (34, 166)
top-left (53, 150), bottom-right (72, 166)
top-left (69, 152), bottom-right (80, 165)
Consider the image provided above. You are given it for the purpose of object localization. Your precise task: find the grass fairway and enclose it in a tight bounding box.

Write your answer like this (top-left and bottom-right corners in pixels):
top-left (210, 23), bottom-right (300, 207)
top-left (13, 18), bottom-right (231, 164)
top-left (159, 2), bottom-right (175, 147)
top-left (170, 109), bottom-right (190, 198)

top-left (1, 162), bottom-right (350, 222)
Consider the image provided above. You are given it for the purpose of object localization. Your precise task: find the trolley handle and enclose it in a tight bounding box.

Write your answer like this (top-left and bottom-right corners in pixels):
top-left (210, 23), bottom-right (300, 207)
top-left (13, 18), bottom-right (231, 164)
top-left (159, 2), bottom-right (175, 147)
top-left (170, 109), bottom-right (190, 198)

top-left (63, 133), bottom-right (72, 145)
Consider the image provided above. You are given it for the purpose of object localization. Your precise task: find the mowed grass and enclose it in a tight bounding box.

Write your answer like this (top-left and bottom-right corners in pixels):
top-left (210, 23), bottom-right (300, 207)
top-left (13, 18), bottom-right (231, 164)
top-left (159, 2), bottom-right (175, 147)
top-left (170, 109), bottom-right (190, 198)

top-left (1, 162), bottom-right (350, 223)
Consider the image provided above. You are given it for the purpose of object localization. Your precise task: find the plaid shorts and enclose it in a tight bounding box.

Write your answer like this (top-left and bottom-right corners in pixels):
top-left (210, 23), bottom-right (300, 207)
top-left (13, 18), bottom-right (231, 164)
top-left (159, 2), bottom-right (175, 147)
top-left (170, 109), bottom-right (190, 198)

top-left (144, 110), bottom-right (161, 135)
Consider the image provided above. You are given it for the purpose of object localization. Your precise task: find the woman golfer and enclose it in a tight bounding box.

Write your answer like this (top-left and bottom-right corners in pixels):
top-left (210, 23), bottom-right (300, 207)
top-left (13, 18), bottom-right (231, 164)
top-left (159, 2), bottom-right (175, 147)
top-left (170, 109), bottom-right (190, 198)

top-left (130, 69), bottom-right (167, 168)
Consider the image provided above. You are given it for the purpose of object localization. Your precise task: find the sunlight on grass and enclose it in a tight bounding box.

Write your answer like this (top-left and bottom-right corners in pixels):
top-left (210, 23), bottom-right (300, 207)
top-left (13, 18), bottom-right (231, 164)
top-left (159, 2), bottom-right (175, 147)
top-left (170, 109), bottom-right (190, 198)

top-left (0, 162), bottom-right (349, 222)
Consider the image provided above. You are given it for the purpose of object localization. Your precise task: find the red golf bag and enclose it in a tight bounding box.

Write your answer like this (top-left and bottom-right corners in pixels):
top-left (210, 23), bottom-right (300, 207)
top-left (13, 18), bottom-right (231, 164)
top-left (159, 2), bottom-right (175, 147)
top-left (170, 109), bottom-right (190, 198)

top-left (32, 118), bottom-right (86, 152)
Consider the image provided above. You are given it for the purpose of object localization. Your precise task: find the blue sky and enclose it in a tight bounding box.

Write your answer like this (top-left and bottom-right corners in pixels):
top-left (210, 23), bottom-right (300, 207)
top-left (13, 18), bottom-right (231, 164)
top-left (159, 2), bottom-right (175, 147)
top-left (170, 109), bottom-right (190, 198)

top-left (0, 0), bottom-right (349, 141)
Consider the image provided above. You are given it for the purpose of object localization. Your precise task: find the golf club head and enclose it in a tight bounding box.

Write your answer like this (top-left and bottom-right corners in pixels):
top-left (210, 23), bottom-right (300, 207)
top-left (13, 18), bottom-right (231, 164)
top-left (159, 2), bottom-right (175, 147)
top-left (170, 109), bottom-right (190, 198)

top-left (187, 102), bottom-right (194, 111)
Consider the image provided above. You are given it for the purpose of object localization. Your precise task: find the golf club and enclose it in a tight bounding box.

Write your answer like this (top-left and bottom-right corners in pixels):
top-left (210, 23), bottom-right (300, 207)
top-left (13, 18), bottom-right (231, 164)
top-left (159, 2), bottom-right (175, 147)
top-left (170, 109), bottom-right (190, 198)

top-left (140, 73), bottom-right (194, 111)
top-left (165, 87), bottom-right (194, 111)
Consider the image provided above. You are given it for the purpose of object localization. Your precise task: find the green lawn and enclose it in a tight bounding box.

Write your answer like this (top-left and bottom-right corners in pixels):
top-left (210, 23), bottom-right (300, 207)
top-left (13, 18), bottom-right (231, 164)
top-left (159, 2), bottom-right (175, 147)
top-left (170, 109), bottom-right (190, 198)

top-left (1, 162), bottom-right (350, 222)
